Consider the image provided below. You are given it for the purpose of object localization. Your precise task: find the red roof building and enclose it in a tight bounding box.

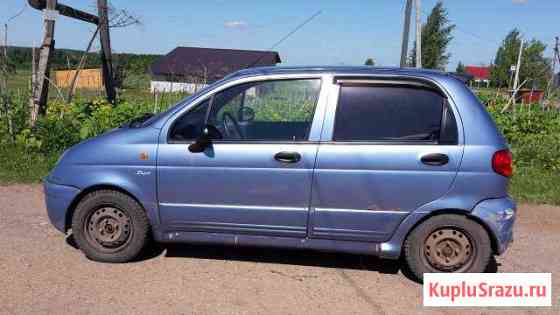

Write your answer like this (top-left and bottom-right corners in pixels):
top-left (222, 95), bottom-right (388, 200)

top-left (465, 66), bottom-right (491, 81)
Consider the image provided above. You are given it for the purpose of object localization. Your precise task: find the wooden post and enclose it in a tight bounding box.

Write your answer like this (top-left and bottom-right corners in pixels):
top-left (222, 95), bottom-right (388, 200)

top-left (30, 0), bottom-right (57, 127)
top-left (28, 0), bottom-right (100, 24)
top-left (97, 0), bottom-right (116, 104)
top-left (400, 0), bottom-right (413, 67)
top-left (415, 0), bottom-right (422, 68)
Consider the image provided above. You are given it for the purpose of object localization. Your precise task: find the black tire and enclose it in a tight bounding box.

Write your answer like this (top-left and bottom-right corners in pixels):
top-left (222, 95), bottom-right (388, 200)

top-left (71, 190), bottom-right (150, 263)
top-left (404, 214), bottom-right (492, 281)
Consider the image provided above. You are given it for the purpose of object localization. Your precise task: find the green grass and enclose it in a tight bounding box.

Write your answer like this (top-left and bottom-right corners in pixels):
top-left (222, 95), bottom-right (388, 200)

top-left (6, 71), bottom-right (30, 92)
top-left (0, 147), bottom-right (60, 184)
top-left (509, 167), bottom-right (560, 205)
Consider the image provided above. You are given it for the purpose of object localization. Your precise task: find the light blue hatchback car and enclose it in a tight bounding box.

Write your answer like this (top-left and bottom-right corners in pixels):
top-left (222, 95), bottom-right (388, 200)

top-left (44, 66), bottom-right (516, 280)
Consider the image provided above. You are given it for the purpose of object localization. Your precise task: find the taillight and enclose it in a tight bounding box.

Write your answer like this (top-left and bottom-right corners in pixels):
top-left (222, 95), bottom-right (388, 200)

top-left (492, 149), bottom-right (513, 177)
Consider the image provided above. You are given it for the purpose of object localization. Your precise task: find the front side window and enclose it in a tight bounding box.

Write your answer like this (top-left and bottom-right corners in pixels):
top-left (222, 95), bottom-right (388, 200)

top-left (209, 79), bottom-right (321, 141)
top-left (333, 85), bottom-right (452, 143)
top-left (169, 99), bottom-right (210, 141)
top-left (169, 79), bottom-right (321, 142)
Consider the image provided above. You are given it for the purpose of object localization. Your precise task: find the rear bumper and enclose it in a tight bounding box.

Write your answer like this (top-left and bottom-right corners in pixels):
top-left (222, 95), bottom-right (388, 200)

top-left (470, 197), bottom-right (516, 255)
top-left (43, 179), bottom-right (80, 233)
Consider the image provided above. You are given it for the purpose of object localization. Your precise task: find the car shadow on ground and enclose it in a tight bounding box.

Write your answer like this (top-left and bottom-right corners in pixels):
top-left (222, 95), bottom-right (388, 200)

top-left (66, 234), bottom-right (499, 283)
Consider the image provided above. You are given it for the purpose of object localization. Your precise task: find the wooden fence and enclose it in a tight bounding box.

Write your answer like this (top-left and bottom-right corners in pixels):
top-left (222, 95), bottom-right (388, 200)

top-left (55, 69), bottom-right (103, 90)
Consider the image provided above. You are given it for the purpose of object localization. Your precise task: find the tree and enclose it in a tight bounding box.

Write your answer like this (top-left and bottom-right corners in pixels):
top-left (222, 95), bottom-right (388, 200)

top-left (409, 1), bottom-right (455, 70)
top-left (456, 61), bottom-right (465, 74)
top-left (364, 58), bottom-right (375, 66)
top-left (491, 29), bottom-right (522, 88)
top-left (491, 29), bottom-right (551, 89)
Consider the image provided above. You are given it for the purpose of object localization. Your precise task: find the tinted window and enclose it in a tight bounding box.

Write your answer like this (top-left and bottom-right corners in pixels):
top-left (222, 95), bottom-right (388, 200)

top-left (169, 99), bottom-right (210, 141)
top-left (209, 79), bottom-right (321, 141)
top-left (333, 85), bottom-right (445, 142)
top-left (440, 104), bottom-right (458, 145)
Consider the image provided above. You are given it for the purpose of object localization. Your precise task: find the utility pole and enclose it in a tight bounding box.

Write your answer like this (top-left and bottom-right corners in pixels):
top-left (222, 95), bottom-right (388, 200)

top-left (1, 24), bottom-right (7, 90)
top-left (28, 0), bottom-right (116, 123)
top-left (545, 37), bottom-right (559, 106)
top-left (2, 23), bottom-right (14, 140)
top-left (512, 39), bottom-right (524, 95)
top-left (2, 24), bottom-right (7, 66)
top-left (556, 37), bottom-right (560, 64)
top-left (97, 0), bottom-right (116, 104)
top-left (400, 0), bottom-right (413, 67)
top-left (30, 0), bottom-right (57, 127)
top-left (415, 0), bottom-right (422, 68)
top-left (501, 40), bottom-right (525, 113)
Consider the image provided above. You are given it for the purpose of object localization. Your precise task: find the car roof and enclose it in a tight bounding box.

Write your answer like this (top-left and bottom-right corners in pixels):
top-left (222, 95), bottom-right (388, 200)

top-left (228, 65), bottom-right (448, 79)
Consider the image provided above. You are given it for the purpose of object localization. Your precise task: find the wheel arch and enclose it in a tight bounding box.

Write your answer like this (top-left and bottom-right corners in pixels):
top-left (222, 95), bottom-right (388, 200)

top-left (402, 209), bottom-right (499, 255)
top-left (64, 184), bottom-right (145, 232)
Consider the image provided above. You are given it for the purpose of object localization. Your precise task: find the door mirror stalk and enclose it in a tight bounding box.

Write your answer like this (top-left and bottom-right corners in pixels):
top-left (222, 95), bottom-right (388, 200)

top-left (188, 125), bottom-right (221, 153)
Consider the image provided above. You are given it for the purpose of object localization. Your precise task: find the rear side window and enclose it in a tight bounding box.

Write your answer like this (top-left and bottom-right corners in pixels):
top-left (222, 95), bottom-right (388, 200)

top-left (333, 85), bottom-right (452, 143)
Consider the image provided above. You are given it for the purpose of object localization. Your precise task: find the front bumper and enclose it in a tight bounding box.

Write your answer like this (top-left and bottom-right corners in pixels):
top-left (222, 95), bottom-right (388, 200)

top-left (43, 179), bottom-right (81, 233)
top-left (470, 197), bottom-right (516, 255)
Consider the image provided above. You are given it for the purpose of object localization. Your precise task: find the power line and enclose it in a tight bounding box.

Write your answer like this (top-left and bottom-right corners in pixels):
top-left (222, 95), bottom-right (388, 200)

top-left (267, 10), bottom-right (322, 52)
top-left (246, 10), bottom-right (322, 68)
top-left (417, 7), bottom-right (500, 47)
top-left (5, 1), bottom-right (27, 24)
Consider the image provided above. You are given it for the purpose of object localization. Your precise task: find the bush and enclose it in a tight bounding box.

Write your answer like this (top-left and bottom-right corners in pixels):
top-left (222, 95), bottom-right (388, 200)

top-left (4, 97), bottom-right (177, 153)
top-left (486, 104), bottom-right (560, 171)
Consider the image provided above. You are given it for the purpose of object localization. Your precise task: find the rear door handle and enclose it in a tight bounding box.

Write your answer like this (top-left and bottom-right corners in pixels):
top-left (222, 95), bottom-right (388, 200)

top-left (274, 151), bottom-right (301, 163)
top-left (421, 153), bottom-right (449, 166)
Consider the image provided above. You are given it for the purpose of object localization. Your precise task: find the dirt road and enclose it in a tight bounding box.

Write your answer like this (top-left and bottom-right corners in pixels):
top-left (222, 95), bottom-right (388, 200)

top-left (1, 184), bottom-right (558, 314)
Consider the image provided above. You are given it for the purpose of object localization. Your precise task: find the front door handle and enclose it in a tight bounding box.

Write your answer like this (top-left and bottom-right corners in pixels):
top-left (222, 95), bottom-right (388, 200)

top-left (274, 151), bottom-right (301, 163)
top-left (421, 153), bottom-right (449, 166)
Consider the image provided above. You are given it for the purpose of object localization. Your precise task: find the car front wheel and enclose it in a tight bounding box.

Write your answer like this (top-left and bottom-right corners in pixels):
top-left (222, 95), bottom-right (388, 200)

top-left (71, 190), bottom-right (150, 263)
top-left (404, 214), bottom-right (492, 281)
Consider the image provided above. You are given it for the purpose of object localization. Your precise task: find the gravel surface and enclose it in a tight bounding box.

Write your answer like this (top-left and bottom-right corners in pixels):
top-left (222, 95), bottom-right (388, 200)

top-left (1, 184), bottom-right (558, 314)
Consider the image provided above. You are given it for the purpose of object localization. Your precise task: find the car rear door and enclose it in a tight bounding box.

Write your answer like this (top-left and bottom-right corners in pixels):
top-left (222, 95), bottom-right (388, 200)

top-left (310, 77), bottom-right (463, 242)
top-left (157, 75), bottom-right (328, 238)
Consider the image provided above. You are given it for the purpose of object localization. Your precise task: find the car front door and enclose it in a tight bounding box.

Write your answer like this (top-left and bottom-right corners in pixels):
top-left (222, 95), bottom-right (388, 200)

top-left (157, 76), bottom-right (326, 238)
top-left (310, 78), bottom-right (463, 242)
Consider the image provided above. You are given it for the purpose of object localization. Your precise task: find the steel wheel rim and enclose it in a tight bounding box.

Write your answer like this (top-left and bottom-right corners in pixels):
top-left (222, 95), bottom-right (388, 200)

top-left (84, 206), bottom-right (132, 252)
top-left (423, 227), bottom-right (475, 272)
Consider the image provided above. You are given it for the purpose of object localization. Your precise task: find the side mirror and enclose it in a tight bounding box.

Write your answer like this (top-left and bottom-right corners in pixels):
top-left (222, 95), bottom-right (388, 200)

top-left (188, 125), bottom-right (221, 153)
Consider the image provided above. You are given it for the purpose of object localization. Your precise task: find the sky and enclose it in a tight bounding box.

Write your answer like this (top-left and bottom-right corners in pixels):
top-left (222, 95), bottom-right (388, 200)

top-left (1, 0), bottom-right (558, 71)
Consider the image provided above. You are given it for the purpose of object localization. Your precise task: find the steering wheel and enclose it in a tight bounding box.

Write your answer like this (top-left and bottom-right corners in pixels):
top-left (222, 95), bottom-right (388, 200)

top-left (222, 112), bottom-right (243, 139)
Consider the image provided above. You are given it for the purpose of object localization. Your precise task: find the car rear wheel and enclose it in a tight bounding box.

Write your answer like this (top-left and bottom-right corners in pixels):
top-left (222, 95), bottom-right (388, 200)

top-left (404, 214), bottom-right (492, 281)
top-left (71, 190), bottom-right (150, 263)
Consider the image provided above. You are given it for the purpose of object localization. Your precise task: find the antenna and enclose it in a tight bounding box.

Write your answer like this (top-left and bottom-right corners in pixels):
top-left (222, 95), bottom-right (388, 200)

top-left (245, 10), bottom-right (322, 69)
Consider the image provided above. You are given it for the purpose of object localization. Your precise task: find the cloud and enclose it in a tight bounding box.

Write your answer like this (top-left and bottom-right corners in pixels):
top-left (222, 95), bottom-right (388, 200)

top-left (512, 0), bottom-right (528, 4)
top-left (224, 20), bottom-right (248, 29)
